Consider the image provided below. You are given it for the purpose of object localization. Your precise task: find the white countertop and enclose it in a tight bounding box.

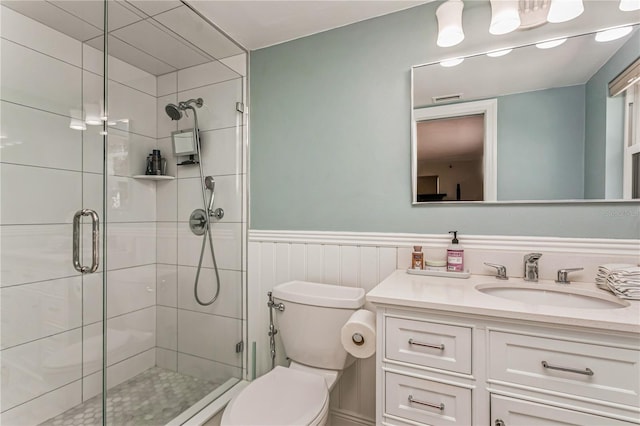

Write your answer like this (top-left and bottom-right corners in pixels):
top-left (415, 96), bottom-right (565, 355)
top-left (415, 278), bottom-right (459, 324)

top-left (366, 270), bottom-right (640, 334)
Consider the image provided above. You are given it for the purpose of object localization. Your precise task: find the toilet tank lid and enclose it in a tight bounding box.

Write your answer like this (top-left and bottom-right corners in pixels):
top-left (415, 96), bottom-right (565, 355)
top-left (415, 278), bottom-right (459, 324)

top-left (273, 281), bottom-right (365, 309)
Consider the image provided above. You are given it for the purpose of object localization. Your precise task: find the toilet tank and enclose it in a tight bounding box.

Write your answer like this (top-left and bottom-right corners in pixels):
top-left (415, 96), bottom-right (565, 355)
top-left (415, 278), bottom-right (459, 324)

top-left (272, 281), bottom-right (365, 371)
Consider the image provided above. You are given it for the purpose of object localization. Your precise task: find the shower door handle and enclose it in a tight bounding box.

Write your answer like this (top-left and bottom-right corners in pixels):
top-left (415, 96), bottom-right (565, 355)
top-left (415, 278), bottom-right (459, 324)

top-left (73, 209), bottom-right (100, 273)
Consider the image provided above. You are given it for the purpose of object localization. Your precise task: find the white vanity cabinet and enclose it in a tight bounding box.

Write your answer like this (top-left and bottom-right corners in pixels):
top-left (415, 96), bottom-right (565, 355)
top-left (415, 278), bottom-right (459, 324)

top-left (374, 307), bottom-right (640, 426)
top-left (375, 307), bottom-right (640, 425)
top-left (368, 271), bottom-right (640, 426)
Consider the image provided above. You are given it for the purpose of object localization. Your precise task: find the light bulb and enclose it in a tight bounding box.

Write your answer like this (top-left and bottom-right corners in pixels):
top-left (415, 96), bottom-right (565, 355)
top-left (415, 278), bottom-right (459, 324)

top-left (70, 119), bottom-right (87, 131)
top-left (490, 0), bottom-right (521, 35)
top-left (547, 0), bottom-right (584, 23)
top-left (595, 26), bottom-right (633, 42)
top-left (440, 57), bottom-right (465, 67)
top-left (486, 48), bottom-right (513, 57)
top-left (436, 0), bottom-right (465, 47)
top-left (619, 0), bottom-right (640, 11)
top-left (536, 38), bottom-right (567, 49)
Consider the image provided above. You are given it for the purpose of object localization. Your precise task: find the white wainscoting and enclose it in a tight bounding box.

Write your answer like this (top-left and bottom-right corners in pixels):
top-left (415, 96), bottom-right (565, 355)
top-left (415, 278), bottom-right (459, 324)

top-left (248, 229), bottom-right (639, 425)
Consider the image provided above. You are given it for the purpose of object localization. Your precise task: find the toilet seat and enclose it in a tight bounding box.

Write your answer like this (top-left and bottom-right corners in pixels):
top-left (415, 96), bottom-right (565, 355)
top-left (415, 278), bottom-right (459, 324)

top-left (221, 366), bottom-right (329, 426)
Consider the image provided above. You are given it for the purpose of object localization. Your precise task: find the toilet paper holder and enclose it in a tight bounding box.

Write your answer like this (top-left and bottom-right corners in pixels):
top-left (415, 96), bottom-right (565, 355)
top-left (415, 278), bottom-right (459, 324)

top-left (352, 333), bottom-right (365, 346)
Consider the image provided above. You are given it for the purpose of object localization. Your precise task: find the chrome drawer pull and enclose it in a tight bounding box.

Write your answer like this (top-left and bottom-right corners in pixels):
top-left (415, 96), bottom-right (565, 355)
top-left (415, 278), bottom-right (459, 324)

top-left (408, 338), bottom-right (444, 350)
top-left (541, 361), bottom-right (594, 376)
top-left (408, 395), bottom-right (444, 410)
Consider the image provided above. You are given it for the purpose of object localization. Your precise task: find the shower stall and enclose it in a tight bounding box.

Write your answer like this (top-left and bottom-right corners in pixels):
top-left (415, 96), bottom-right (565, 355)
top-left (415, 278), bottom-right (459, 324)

top-left (0, 1), bottom-right (247, 424)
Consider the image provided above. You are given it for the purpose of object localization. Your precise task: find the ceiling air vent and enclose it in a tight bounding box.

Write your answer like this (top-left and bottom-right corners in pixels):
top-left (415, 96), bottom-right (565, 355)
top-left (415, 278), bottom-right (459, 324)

top-left (432, 93), bottom-right (463, 103)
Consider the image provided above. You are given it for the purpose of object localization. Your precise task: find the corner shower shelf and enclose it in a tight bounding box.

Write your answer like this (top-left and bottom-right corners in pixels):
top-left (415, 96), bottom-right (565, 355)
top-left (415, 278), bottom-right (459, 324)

top-left (133, 175), bottom-right (175, 181)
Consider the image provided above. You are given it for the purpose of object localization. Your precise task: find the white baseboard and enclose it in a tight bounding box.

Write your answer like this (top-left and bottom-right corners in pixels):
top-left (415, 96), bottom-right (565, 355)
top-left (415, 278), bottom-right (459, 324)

top-left (330, 408), bottom-right (375, 426)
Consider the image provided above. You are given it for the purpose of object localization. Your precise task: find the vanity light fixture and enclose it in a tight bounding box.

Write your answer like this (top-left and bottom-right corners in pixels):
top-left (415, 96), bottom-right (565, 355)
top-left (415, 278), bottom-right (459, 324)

top-left (85, 118), bottom-right (102, 126)
top-left (486, 48), bottom-right (513, 57)
top-left (436, 0), bottom-right (465, 47)
top-left (595, 26), bottom-right (634, 42)
top-left (489, 0), bottom-right (521, 35)
top-left (535, 38), bottom-right (567, 49)
top-left (547, 0), bottom-right (584, 23)
top-left (85, 105), bottom-right (102, 126)
top-left (69, 109), bottom-right (86, 131)
top-left (440, 57), bottom-right (464, 67)
top-left (619, 0), bottom-right (640, 11)
top-left (70, 118), bottom-right (87, 131)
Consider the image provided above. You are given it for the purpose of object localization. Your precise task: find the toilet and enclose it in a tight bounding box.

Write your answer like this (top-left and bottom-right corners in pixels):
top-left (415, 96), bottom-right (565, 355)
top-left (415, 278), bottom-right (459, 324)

top-left (221, 280), bottom-right (365, 426)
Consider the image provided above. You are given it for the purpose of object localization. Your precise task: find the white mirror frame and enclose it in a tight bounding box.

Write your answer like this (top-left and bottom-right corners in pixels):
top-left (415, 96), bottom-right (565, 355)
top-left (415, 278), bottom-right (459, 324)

top-left (412, 98), bottom-right (497, 203)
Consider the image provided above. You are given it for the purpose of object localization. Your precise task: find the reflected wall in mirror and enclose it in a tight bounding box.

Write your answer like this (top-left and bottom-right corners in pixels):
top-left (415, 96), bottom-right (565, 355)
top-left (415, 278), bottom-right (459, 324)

top-left (412, 25), bottom-right (640, 203)
top-left (413, 99), bottom-right (497, 201)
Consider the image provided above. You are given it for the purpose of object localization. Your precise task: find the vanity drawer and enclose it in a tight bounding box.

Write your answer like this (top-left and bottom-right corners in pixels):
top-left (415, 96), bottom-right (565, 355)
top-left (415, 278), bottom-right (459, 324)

top-left (385, 371), bottom-right (471, 426)
top-left (386, 317), bottom-right (471, 374)
top-left (491, 394), bottom-right (636, 426)
top-left (488, 331), bottom-right (640, 407)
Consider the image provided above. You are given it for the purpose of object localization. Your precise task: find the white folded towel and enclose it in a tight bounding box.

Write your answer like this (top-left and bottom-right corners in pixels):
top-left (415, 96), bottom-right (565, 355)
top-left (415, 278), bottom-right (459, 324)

top-left (596, 264), bottom-right (640, 300)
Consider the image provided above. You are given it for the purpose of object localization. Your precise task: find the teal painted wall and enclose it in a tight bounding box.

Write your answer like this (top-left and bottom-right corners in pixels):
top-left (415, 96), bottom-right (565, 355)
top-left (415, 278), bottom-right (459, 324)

top-left (498, 86), bottom-right (585, 201)
top-left (250, 2), bottom-right (639, 238)
top-left (584, 30), bottom-right (639, 199)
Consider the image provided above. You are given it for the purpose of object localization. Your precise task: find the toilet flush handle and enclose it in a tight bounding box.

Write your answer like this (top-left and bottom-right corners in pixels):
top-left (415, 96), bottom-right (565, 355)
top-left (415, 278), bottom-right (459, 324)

top-left (267, 294), bottom-right (285, 312)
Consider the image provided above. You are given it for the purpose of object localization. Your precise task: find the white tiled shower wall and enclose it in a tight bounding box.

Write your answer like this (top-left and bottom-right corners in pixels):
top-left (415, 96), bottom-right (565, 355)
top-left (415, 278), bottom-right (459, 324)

top-left (154, 59), bottom-right (246, 384)
top-left (248, 231), bottom-right (640, 426)
top-left (0, 6), bottom-right (247, 424)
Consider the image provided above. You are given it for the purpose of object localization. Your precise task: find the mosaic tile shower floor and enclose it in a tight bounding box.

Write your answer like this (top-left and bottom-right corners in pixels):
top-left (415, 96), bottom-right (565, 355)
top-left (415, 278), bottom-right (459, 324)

top-left (39, 367), bottom-right (218, 426)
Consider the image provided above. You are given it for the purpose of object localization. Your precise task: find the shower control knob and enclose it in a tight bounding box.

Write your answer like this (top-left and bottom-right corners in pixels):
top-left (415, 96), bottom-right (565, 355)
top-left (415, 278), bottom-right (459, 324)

top-left (189, 209), bottom-right (208, 235)
top-left (210, 208), bottom-right (224, 220)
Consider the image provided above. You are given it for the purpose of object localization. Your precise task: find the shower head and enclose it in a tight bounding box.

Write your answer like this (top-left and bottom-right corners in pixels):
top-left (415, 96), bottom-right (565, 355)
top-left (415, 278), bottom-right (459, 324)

top-left (165, 103), bottom-right (182, 121)
top-left (165, 98), bottom-right (203, 121)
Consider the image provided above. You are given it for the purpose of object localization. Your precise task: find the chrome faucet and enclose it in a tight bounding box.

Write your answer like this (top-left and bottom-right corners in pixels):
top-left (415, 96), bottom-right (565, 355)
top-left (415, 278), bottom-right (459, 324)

top-left (555, 267), bottom-right (584, 284)
top-left (484, 262), bottom-right (508, 280)
top-left (523, 253), bottom-right (542, 282)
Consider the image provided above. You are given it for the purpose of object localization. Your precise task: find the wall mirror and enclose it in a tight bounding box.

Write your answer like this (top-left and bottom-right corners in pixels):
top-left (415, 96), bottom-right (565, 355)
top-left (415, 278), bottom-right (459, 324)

top-left (172, 128), bottom-right (199, 156)
top-left (411, 24), bottom-right (640, 204)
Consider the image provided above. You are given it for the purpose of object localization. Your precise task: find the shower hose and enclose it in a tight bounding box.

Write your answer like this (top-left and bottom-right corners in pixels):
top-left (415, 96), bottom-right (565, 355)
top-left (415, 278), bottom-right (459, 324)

top-left (193, 120), bottom-right (220, 306)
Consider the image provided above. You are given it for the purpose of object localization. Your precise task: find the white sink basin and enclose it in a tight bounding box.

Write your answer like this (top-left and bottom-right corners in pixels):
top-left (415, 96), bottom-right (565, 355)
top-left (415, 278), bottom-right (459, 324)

top-left (475, 283), bottom-right (630, 309)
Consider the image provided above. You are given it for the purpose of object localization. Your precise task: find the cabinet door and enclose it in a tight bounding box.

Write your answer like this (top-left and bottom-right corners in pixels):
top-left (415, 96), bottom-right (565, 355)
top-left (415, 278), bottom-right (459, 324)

top-left (491, 394), bottom-right (635, 426)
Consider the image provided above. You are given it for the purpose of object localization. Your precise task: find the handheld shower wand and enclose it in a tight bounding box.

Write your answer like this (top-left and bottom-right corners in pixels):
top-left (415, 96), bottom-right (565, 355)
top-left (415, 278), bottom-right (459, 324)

top-left (205, 176), bottom-right (215, 212)
top-left (204, 176), bottom-right (224, 220)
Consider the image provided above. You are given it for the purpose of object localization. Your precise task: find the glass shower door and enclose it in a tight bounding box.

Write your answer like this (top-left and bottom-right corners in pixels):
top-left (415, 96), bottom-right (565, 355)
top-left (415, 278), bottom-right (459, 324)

top-left (2, 0), bottom-right (247, 423)
top-left (0, 0), bottom-right (107, 424)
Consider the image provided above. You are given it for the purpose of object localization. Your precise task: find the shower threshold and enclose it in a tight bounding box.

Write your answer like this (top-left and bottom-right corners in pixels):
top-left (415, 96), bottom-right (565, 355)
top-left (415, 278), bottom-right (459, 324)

top-left (39, 367), bottom-right (221, 426)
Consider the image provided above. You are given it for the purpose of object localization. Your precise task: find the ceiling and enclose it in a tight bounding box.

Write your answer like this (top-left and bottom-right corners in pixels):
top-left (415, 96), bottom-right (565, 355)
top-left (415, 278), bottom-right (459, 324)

top-left (1, 0), bottom-right (245, 75)
top-left (2, 0), bottom-right (431, 75)
top-left (4, 0), bottom-right (637, 78)
top-left (186, 1), bottom-right (432, 50)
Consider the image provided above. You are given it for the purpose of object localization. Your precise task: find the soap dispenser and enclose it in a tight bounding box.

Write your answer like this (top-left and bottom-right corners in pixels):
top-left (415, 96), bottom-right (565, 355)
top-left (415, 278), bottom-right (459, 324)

top-left (447, 231), bottom-right (464, 272)
top-left (412, 246), bottom-right (424, 270)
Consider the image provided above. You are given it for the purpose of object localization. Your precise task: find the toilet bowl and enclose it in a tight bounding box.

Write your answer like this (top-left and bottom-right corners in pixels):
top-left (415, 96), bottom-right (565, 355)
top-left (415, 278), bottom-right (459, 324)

top-left (220, 281), bottom-right (365, 426)
top-left (221, 366), bottom-right (330, 426)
